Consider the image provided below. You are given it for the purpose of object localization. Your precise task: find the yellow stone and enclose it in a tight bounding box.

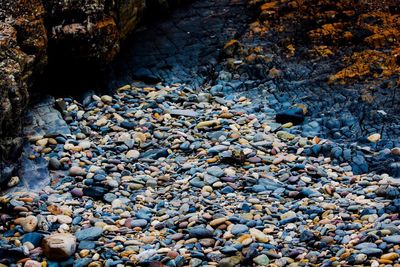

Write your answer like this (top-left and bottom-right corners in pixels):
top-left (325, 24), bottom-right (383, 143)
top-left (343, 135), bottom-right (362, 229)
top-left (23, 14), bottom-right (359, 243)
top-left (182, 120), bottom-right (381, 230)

top-left (196, 120), bottom-right (220, 129)
top-left (367, 133), bottom-right (381, 143)
top-left (282, 122), bottom-right (293, 128)
top-left (80, 249), bottom-right (90, 257)
top-left (250, 228), bottom-right (269, 242)
top-left (381, 252), bottom-right (399, 261)
top-left (210, 217), bottom-right (227, 227)
top-left (36, 138), bottom-right (48, 147)
top-left (117, 85), bottom-right (131, 91)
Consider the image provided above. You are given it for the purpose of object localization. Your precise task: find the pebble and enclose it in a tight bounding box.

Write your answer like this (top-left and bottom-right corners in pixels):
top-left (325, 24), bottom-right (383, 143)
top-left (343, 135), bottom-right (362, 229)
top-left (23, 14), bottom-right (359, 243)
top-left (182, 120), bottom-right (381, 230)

top-left (383, 235), bottom-right (400, 244)
top-left (24, 260), bottom-right (41, 267)
top-left (231, 224), bottom-right (249, 235)
top-left (367, 133), bottom-right (381, 143)
top-left (7, 176), bottom-right (20, 187)
top-left (249, 228), bottom-right (269, 243)
top-left (253, 254), bottom-right (270, 266)
top-left (128, 219), bottom-right (148, 228)
top-left (75, 227), bottom-right (103, 241)
top-left (69, 166), bottom-right (86, 176)
top-left (126, 149), bottom-right (140, 159)
top-left (15, 215), bottom-right (38, 232)
top-left (207, 166), bottom-right (224, 177)
top-left (188, 227), bottom-right (214, 238)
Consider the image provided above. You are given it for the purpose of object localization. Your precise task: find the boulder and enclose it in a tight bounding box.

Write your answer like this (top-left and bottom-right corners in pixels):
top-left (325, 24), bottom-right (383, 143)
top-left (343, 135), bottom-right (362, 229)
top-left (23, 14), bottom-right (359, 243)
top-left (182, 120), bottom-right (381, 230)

top-left (42, 233), bottom-right (76, 260)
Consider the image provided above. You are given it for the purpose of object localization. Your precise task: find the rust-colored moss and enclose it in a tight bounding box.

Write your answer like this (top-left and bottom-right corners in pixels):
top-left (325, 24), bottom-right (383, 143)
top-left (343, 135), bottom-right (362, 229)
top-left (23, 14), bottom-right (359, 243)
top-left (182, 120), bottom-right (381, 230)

top-left (247, 0), bottom-right (400, 87)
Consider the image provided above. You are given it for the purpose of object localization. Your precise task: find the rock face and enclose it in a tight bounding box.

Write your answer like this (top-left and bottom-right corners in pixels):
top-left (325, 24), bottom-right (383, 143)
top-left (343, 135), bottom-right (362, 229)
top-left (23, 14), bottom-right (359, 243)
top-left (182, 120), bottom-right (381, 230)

top-left (44, 0), bottom-right (146, 67)
top-left (0, 0), bottom-right (47, 183)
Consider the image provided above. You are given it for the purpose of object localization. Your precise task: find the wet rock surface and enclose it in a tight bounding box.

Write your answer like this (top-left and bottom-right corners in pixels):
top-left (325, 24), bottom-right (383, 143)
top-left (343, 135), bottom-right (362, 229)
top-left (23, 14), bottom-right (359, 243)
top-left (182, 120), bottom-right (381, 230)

top-left (108, 0), bottom-right (252, 88)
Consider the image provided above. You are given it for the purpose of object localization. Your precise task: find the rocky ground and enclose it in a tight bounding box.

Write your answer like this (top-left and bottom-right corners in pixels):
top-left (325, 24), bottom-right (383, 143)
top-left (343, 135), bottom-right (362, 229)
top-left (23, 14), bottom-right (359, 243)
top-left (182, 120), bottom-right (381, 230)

top-left (2, 82), bottom-right (400, 267)
top-left (103, 0), bottom-right (400, 177)
top-left (1, 0), bottom-right (400, 266)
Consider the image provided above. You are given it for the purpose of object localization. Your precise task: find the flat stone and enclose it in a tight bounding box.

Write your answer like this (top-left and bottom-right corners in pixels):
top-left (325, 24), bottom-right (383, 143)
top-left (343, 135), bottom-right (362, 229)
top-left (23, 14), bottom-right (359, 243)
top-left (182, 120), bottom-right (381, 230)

top-left (383, 235), bottom-right (400, 244)
top-left (75, 227), bottom-right (103, 241)
top-left (206, 166), bottom-right (224, 177)
top-left (231, 224), bottom-right (249, 235)
top-left (83, 186), bottom-right (108, 199)
top-left (129, 219), bottom-right (148, 228)
top-left (169, 109), bottom-right (199, 117)
top-left (188, 227), bottom-right (214, 238)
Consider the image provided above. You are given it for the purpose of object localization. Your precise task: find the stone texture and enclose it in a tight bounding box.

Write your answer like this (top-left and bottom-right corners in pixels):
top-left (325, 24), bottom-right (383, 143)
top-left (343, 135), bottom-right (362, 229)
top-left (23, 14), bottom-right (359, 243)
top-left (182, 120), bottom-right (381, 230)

top-left (43, 0), bottom-right (146, 67)
top-left (42, 233), bottom-right (76, 260)
top-left (0, 0), bottom-right (47, 183)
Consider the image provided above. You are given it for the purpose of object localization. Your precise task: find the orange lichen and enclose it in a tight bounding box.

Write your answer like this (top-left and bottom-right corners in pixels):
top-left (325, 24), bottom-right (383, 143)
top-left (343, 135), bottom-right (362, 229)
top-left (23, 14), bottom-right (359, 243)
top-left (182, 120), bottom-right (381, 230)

top-left (247, 0), bottom-right (400, 87)
top-left (329, 49), bottom-right (400, 84)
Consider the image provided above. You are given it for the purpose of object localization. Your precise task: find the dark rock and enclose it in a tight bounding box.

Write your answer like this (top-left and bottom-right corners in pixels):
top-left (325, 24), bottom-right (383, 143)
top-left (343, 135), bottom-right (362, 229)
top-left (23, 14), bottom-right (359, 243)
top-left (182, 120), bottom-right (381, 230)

top-left (388, 162), bottom-right (400, 178)
top-left (22, 232), bottom-right (44, 247)
top-left (83, 186), bottom-right (108, 199)
top-left (300, 230), bottom-right (315, 242)
top-left (188, 227), bottom-right (214, 238)
top-left (276, 108), bottom-right (305, 124)
top-left (140, 148), bottom-right (169, 159)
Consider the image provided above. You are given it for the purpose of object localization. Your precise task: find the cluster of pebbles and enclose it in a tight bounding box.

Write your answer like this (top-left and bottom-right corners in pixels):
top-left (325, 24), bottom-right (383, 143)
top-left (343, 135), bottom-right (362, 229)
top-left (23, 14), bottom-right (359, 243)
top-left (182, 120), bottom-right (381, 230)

top-left (1, 83), bottom-right (400, 267)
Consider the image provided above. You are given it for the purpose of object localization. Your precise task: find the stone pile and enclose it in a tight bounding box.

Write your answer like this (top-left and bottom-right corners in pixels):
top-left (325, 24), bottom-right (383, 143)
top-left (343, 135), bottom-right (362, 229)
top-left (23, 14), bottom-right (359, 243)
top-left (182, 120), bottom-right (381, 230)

top-left (1, 83), bottom-right (400, 266)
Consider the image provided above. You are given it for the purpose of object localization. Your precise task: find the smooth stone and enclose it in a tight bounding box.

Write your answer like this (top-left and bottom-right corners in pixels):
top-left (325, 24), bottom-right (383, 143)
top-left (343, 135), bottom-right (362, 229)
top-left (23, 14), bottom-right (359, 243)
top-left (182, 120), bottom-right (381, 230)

top-left (381, 252), bottom-right (399, 260)
top-left (206, 166), bottom-right (224, 177)
top-left (71, 188), bottom-right (83, 197)
top-left (367, 133), bottom-right (381, 143)
top-left (231, 224), bottom-right (249, 235)
top-left (354, 253), bottom-right (368, 264)
top-left (253, 254), bottom-right (270, 266)
top-left (355, 242), bottom-right (378, 250)
top-left (169, 109), bottom-right (199, 117)
top-left (188, 227), bottom-right (214, 238)
top-left (24, 260), bottom-right (41, 267)
top-left (383, 235), bottom-right (400, 244)
top-left (83, 186), bottom-right (108, 199)
top-left (126, 150), bottom-right (140, 159)
top-left (101, 95), bottom-right (113, 103)
top-left (140, 148), bottom-right (168, 159)
top-left (75, 227), bottom-right (103, 241)
top-left (22, 232), bottom-right (44, 247)
top-left (78, 141), bottom-right (91, 149)
top-left (250, 228), bottom-right (269, 242)
top-left (129, 219), bottom-right (148, 228)
top-left (49, 158), bottom-right (61, 170)
top-left (360, 248), bottom-right (382, 256)
top-left (69, 166), bottom-right (86, 176)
